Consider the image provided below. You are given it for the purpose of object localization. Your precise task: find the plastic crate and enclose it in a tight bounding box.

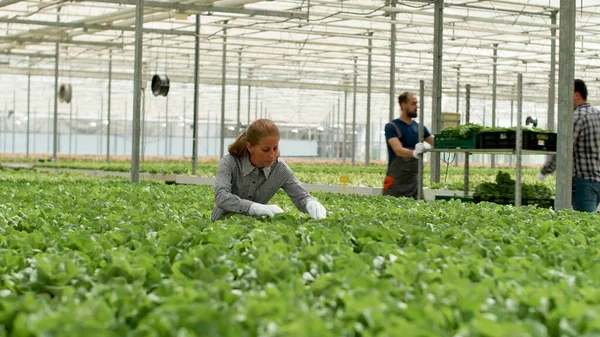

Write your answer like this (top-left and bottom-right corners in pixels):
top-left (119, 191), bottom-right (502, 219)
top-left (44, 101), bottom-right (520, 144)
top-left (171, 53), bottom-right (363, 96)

top-left (434, 133), bottom-right (478, 149)
top-left (478, 131), bottom-right (557, 151)
top-left (473, 196), bottom-right (554, 209)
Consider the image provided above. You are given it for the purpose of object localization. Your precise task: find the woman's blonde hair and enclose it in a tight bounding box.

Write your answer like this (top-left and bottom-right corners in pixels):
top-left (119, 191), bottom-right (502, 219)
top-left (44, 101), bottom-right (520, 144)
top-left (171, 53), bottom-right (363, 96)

top-left (228, 119), bottom-right (280, 157)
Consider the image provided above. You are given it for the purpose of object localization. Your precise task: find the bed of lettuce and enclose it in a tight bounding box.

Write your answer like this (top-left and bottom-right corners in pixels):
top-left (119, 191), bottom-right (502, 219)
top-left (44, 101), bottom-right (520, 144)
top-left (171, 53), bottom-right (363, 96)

top-left (0, 156), bottom-right (551, 191)
top-left (0, 169), bottom-right (594, 337)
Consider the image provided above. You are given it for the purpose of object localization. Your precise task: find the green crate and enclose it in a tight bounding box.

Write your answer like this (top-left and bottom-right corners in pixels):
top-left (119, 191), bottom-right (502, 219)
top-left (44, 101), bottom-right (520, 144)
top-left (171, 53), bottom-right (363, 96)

top-left (434, 133), bottom-right (478, 149)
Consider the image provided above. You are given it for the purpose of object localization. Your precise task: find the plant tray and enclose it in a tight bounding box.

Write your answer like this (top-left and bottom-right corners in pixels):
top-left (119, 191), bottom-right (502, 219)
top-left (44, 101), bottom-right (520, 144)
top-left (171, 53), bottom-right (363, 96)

top-left (434, 133), bottom-right (478, 149)
top-left (478, 131), bottom-right (557, 151)
top-left (473, 196), bottom-right (554, 209)
top-left (434, 195), bottom-right (475, 203)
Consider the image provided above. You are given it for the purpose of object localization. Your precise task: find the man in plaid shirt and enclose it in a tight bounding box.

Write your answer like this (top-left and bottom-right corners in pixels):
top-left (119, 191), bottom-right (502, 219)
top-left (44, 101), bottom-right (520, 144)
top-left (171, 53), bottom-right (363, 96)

top-left (538, 79), bottom-right (600, 212)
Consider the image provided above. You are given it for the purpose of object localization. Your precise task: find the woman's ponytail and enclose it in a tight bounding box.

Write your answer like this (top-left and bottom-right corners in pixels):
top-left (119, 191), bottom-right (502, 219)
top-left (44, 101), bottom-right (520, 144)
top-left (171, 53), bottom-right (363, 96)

top-left (228, 131), bottom-right (248, 157)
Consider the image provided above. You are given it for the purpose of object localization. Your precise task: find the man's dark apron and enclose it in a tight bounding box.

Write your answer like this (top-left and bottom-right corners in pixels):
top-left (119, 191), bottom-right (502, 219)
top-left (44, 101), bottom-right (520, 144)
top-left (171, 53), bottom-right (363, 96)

top-left (382, 122), bottom-right (418, 199)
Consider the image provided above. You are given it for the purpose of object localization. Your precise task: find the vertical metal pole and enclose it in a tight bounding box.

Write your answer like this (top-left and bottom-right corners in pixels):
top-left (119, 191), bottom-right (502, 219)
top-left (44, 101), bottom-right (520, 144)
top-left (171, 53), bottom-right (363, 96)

top-left (548, 10), bottom-right (557, 131)
top-left (388, 0), bottom-right (397, 121)
top-left (509, 99), bottom-right (514, 167)
top-left (237, 51), bottom-right (242, 128)
top-left (247, 69), bottom-right (252, 125)
top-left (183, 97), bottom-right (186, 156)
top-left (100, 94), bottom-right (103, 155)
top-left (260, 101), bottom-right (263, 119)
top-left (26, 72), bottom-right (31, 158)
top-left (418, 80), bottom-right (425, 200)
top-left (123, 102), bottom-right (127, 156)
top-left (157, 104), bottom-right (160, 156)
top-left (219, 23), bottom-right (227, 158)
top-left (465, 84), bottom-right (471, 197)
top-left (12, 90), bottom-right (15, 153)
top-left (352, 57), bottom-right (357, 166)
top-left (52, 7), bottom-right (60, 161)
top-left (74, 105), bottom-right (77, 154)
top-left (337, 97), bottom-right (340, 159)
top-left (192, 14), bottom-right (200, 174)
top-left (456, 66), bottom-right (460, 116)
top-left (343, 90), bottom-right (348, 163)
top-left (130, 0), bottom-right (144, 183)
top-left (254, 92), bottom-right (258, 120)
top-left (556, 0), bottom-right (575, 210)
top-left (366, 32), bottom-right (373, 166)
top-left (141, 91), bottom-right (146, 162)
top-left (430, 0), bottom-right (444, 183)
top-left (454, 65), bottom-right (460, 166)
top-left (515, 74), bottom-right (523, 207)
top-left (491, 44), bottom-right (498, 169)
top-left (107, 50), bottom-right (112, 163)
top-left (69, 101), bottom-right (72, 155)
top-left (165, 95), bottom-right (169, 157)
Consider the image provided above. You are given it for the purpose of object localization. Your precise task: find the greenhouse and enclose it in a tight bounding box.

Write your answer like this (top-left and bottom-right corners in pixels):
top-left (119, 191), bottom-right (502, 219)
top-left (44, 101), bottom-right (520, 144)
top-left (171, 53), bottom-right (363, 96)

top-left (0, 0), bottom-right (599, 335)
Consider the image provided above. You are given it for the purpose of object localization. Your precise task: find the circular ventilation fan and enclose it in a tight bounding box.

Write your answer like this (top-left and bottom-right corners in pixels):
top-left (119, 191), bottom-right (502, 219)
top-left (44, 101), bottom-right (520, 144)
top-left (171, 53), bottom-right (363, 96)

top-left (525, 116), bottom-right (538, 127)
top-left (151, 74), bottom-right (170, 97)
top-left (58, 83), bottom-right (72, 103)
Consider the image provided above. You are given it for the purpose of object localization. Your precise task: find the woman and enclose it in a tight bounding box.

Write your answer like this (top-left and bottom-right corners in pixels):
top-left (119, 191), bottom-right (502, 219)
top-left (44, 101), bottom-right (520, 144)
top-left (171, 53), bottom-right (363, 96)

top-left (211, 119), bottom-right (327, 222)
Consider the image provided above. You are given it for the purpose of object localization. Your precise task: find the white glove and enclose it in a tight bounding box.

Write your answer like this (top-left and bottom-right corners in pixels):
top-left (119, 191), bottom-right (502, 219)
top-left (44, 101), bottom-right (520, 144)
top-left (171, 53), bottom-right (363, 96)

top-left (422, 142), bottom-right (432, 150)
top-left (536, 172), bottom-right (546, 182)
top-left (306, 200), bottom-right (327, 220)
top-left (248, 203), bottom-right (284, 218)
top-left (413, 142), bottom-right (425, 158)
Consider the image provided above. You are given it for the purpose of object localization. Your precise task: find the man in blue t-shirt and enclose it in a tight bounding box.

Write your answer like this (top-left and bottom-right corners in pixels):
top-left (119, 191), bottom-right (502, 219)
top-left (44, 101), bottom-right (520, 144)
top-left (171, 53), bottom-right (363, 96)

top-left (383, 91), bottom-right (435, 198)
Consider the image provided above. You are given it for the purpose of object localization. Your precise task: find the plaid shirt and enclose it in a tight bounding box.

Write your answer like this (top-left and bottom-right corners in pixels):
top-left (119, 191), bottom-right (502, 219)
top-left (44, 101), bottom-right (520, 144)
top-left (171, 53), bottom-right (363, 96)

top-left (541, 102), bottom-right (600, 182)
top-left (211, 154), bottom-right (315, 221)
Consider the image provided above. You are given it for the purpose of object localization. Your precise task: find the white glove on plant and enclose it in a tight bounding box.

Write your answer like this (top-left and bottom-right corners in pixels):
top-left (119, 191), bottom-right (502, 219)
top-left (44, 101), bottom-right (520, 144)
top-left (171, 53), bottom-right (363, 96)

top-left (536, 171), bottom-right (547, 182)
top-left (413, 142), bottom-right (425, 158)
top-left (248, 203), bottom-right (284, 218)
top-left (306, 200), bottom-right (327, 220)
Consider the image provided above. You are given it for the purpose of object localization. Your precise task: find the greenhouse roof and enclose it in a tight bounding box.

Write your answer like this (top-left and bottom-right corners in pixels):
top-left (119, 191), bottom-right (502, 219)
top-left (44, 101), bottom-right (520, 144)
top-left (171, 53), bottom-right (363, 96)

top-left (0, 0), bottom-right (596, 123)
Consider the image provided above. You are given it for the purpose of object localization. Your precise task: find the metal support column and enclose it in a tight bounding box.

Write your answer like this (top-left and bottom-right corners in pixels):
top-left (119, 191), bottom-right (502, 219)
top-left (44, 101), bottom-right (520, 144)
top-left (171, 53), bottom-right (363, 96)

top-left (219, 23), bottom-right (227, 158)
top-left (343, 90), bottom-right (348, 163)
top-left (465, 84), bottom-right (471, 196)
top-left (365, 32), bottom-right (373, 166)
top-left (237, 51), bottom-right (242, 128)
top-left (515, 74), bottom-right (523, 207)
top-left (337, 97), bottom-right (340, 159)
top-left (491, 44), bottom-right (498, 169)
top-left (247, 69), bottom-right (252, 125)
top-left (418, 80), bottom-right (425, 200)
top-left (388, 0), bottom-right (397, 121)
top-left (454, 65), bottom-right (460, 166)
top-left (26, 72), bottom-right (31, 158)
top-left (52, 7), bottom-right (60, 161)
top-left (11, 91), bottom-right (15, 153)
top-left (548, 10), bottom-right (557, 131)
top-left (192, 14), bottom-right (200, 175)
top-left (107, 50), bottom-right (112, 163)
top-left (130, 0), bottom-right (144, 182)
top-left (165, 95), bottom-right (169, 157)
top-left (352, 57), bottom-right (357, 166)
top-left (430, 0), bottom-right (444, 183)
top-left (556, 0), bottom-right (576, 210)
top-left (69, 102), bottom-right (72, 155)
top-left (183, 97), bottom-right (186, 156)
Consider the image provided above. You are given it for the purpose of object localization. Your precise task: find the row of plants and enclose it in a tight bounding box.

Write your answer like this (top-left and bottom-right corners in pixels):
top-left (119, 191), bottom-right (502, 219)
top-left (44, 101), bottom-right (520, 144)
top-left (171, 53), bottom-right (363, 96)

top-left (0, 156), bottom-right (553, 191)
top-left (0, 169), bottom-right (596, 336)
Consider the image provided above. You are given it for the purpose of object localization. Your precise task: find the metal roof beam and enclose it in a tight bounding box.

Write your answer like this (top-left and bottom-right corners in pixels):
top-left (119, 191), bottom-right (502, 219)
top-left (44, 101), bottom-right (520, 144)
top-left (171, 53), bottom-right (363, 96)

top-left (0, 17), bottom-right (197, 36)
top-left (84, 0), bottom-right (308, 19)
